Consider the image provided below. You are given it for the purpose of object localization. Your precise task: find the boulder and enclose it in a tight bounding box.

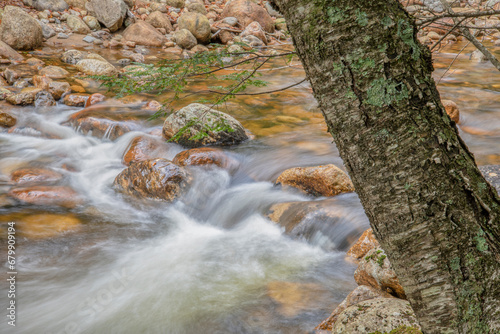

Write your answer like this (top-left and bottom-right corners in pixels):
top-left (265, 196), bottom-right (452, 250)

top-left (332, 298), bottom-right (421, 334)
top-left (187, 2), bottom-right (207, 15)
top-left (316, 285), bottom-right (394, 331)
top-left (0, 110), bottom-right (17, 128)
top-left (35, 90), bottom-right (56, 107)
top-left (173, 29), bottom-right (197, 49)
top-left (11, 167), bottom-right (63, 185)
top-left (166, 0), bottom-right (185, 8)
top-left (39, 65), bottom-right (69, 79)
top-left (63, 93), bottom-right (90, 107)
top-left (8, 186), bottom-right (83, 208)
top-left (0, 41), bottom-right (24, 61)
top-left (221, 0), bottom-right (274, 33)
top-left (145, 11), bottom-right (173, 32)
top-left (354, 247), bottom-right (406, 299)
top-left (442, 99), bottom-right (460, 123)
top-left (71, 117), bottom-right (138, 140)
top-left (88, 0), bottom-right (127, 32)
top-left (6, 87), bottom-right (42, 105)
top-left (177, 12), bottom-right (211, 44)
top-left (122, 136), bottom-right (169, 166)
top-left (275, 164), bottom-right (355, 197)
top-left (267, 198), bottom-right (368, 251)
top-left (122, 21), bottom-right (167, 47)
top-left (32, 0), bottom-right (69, 11)
top-left (113, 158), bottom-right (191, 201)
top-left (172, 147), bottom-right (239, 172)
top-left (83, 16), bottom-right (101, 30)
top-left (347, 228), bottom-right (380, 261)
top-left (162, 103), bottom-right (249, 147)
top-left (0, 6), bottom-right (43, 50)
top-left (67, 15), bottom-right (92, 34)
top-left (75, 59), bottom-right (117, 76)
top-left (240, 21), bottom-right (267, 44)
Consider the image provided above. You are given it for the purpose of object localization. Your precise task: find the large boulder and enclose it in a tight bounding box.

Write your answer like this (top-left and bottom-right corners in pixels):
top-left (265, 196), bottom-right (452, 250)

top-left (145, 11), bottom-right (173, 32)
top-left (88, 0), bottom-right (127, 32)
top-left (122, 21), bottom-right (167, 47)
top-left (332, 298), bottom-right (421, 334)
top-left (275, 164), bottom-right (355, 197)
top-left (75, 59), bottom-right (117, 76)
top-left (354, 247), bottom-right (406, 299)
top-left (173, 29), bottom-right (197, 49)
top-left (316, 285), bottom-right (394, 331)
top-left (162, 103), bottom-right (249, 147)
top-left (177, 12), bottom-right (211, 44)
top-left (113, 159), bottom-right (191, 201)
top-left (32, 0), bottom-right (69, 11)
top-left (221, 0), bottom-right (274, 33)
top-left (67, 15), bottom-right (92, 34)
top-left (0, 6), bottom-right (43, 50)
top-left (0, 41), bottom-right (24, 61)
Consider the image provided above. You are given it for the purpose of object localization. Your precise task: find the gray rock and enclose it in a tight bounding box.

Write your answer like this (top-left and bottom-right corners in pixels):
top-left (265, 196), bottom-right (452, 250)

top-left (162, 103), bottom-right (249, 147)
top-left (166, 0), bottom-right (185, 8)
top-left (0, 6), bottom-right (43, 50)
top-left (177, 12), bottom-right (211, 44)
top-left (67, 15), bottom-right (92, 34)
top-left (35, 90), bottom-right (56, 107)
top-left (83, 16), bottom-right (101, 30)
top-left (332, 298), bottom-right (421, 334)
top-left (40, 22), bottom-right (56, 39)
top-left (89, 0), bottom-right (128, 32)
top-left (479, 165), bottom-right (500, 194)
top-left (61, 50), bottom-right (85, 64)
top-left (0, 41), bottom-right (24, 61)
top-left (118, 58), bottom-right (131, 66)
top-left (57, 33), bottom-right (70, 39)
top-left (222, 17), bottom-right (238, 27)
top-left (83, 35), bottom-right (96, 43)
top-left (33, 0), bottom-right (69, 11)
top-left (173, 29), bottom-right (197, 49)
top-left (75, 59), bottom-right (117, 76)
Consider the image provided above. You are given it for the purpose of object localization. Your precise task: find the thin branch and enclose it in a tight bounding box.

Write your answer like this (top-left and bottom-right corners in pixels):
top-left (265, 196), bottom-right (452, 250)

top-left (205, 78), bottom-right (307, 96)
top-left (430, 18), bottom-right (467, 51)
top-left (417, 9), bottom-right (500, 25)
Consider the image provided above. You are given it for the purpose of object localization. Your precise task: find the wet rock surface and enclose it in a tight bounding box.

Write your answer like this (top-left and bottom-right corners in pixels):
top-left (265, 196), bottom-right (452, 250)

top-left (113, 158), bottom-right (192, 202)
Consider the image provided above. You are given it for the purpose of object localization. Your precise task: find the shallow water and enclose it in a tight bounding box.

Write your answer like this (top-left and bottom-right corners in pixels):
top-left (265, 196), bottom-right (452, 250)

top-left (0, 40), bottom-right (499, 333)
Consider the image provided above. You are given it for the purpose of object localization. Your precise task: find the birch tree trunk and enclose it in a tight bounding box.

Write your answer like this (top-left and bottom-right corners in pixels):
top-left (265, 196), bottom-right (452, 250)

top-left (271, 0), bottom-right (500, 332)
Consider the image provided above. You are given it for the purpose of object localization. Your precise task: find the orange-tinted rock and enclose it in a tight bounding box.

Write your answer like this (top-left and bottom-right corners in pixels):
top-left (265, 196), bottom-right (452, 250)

top-left (6, 87), bottom-right (42, 105)
top-left (33, 75), bottom-right (52, 90)
top-left (84, 93), bottom-right (106, 107)
top-left (8, 186), bottom-right (83, 208)
top-left (346, 228), bottom-right (380, 261)
top-left (17, 213), bottom-right (81, 239)
top-left (113, 158), bottom-right (191, 201)
top-left (276, 164), bottom-right (354, 197)
top-left (316, 285), bottom-right (393, 331)
top-left (240, 21), bottom-right (267, 44)
top-left (72, 117), bottom-right (137, 140)
top-left (0, 110), bottom-right (17, 127)
top-left (122, 21), bottom-right (167, 47)
top-left (267, 281), bottom-right (325, 317)
top-left (354, 247), bottom-right (406, 299)
top-left (442, 99), bottom-right (460, 123)
top-left (63, 93), bottom-right (90, 107)
top-left (142, 100), bottom-right (162, 112)
top-left (39, 65), bottom-right (69, 79)
top-left (49, 81), bottom-right (72, 100)
top-left (122, 136), bottom-right (164, 166)
top-left (11, 167), bottom-right (63, 185)
top-left (221, 0), bottom-right (274, 33)
top-left (172, 147), bottom-right (239, 172)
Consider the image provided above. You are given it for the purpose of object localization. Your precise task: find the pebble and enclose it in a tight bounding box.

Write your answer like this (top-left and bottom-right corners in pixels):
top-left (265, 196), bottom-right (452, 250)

top-left (57, 33), bottom-right (69, 39)
top-left (83, 36), bottom-right (96, 43)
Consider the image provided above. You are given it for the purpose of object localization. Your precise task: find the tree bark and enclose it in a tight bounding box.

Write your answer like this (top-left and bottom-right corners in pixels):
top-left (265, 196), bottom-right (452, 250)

top-left (272, 0), bottom-right (500, 332)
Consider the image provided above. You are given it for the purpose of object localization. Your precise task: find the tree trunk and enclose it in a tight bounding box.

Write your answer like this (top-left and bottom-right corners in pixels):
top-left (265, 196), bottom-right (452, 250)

top-left (272, 0), bottom-right (500, 332)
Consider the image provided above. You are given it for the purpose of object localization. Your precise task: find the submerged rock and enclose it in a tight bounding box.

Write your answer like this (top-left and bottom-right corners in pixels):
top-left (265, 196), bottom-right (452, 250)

top-left (17, 213), bottom-right (81, 239)
top-left (0, 6), bottom-right (43, 50)
top-left (11, 167), bottom-right (63, 185)
top-left (275, 164), bottom-right (354, 197)
top-left (162, 103), bottom-right (249, 147)
top-left (173, 147), bottom-right (240, 172)
top-left (0, 110), bottom-right (17, 128)
top-left (8, 186), bottom-right (83, 208)
top-left (332, 298), bottom-right (421, 334)
top-left (113, 158), bottom-right (191, 202)
top-left (71, 117), bottom-right (138, 140)
top-left (39, 65), bottom-right (69, 79)
top-left (63, 93), bottom-right (90, 107)
top-left (75, 59), bottom-right (117, 76)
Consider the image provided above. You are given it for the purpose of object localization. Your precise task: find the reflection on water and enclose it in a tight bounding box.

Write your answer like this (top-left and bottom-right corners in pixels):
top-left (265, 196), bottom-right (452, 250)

top-left (0, 40), bottom-right (499, 333)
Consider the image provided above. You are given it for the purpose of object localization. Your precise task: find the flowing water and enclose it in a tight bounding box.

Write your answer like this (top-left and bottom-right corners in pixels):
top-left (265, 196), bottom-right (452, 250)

top-left (0, 40), bottom-right (499, 333)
